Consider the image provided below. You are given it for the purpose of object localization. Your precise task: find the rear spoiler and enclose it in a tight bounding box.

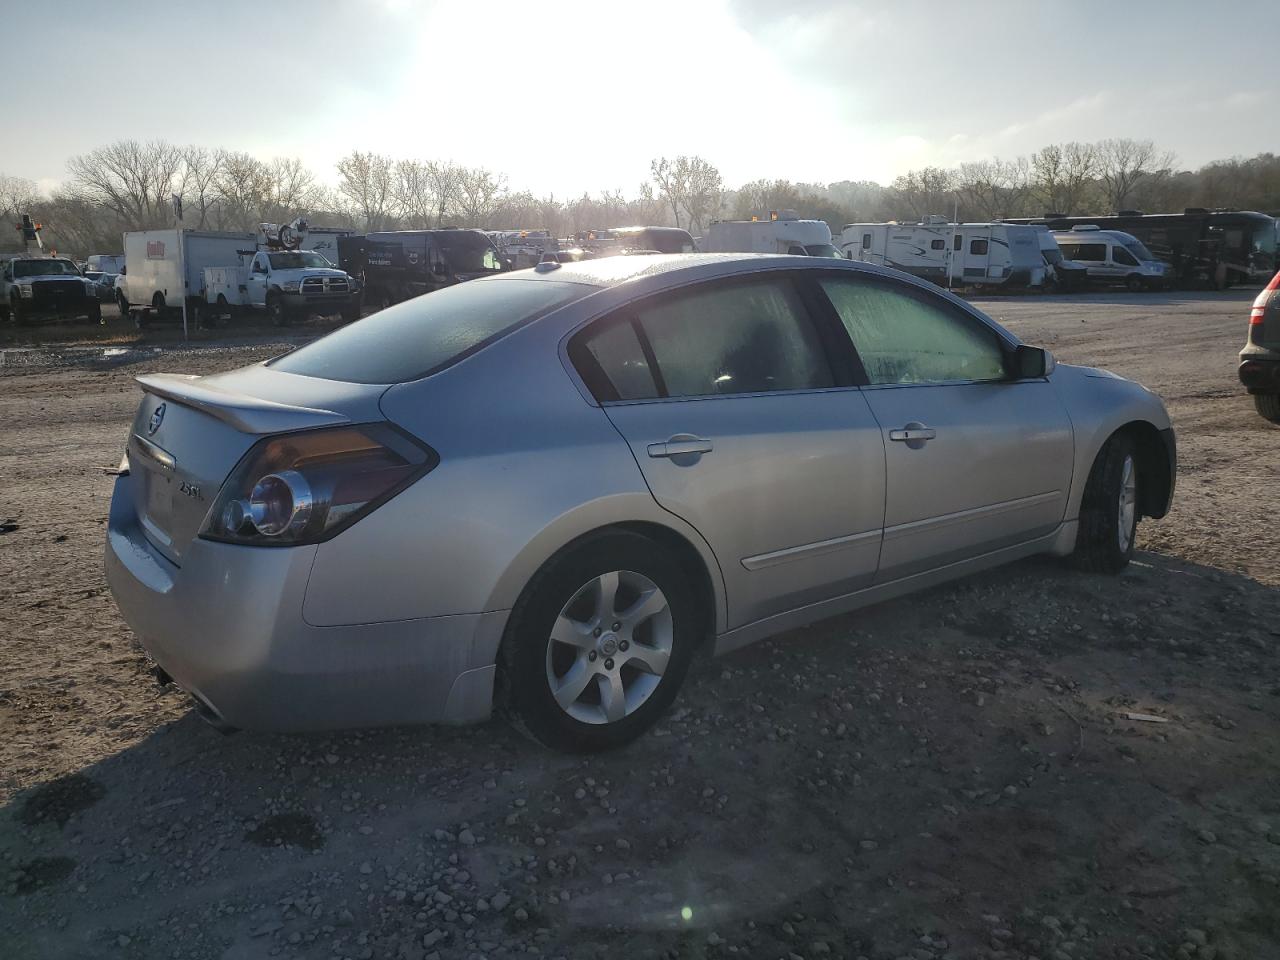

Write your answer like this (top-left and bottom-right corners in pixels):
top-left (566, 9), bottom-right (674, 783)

top-left (136, 373), bottom-right (349, 435)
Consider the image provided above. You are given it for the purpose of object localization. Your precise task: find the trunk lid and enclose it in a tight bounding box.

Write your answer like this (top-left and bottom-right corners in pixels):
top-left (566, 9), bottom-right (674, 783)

top-left (128, 364), bottom-right (388, 566)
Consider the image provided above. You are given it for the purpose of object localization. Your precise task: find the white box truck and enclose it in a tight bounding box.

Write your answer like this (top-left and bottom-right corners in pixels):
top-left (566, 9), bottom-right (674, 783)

top-left (703, 213), bottom-right (841, 257)
top-left (119, 230), bottom-right (255, 326)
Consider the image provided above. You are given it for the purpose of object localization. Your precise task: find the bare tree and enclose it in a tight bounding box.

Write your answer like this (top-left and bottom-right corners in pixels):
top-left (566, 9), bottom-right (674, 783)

top-left (0, 173), bottom-right (40, 220)
top-left (177, 146), bottom-right (223, 228)
top-left (391, 159), bottom-right (438, 228)
top-left (1097, 138), bottom-right (1175, 212)
top-left (733, 178), bottom-right (803, 219)
top-left (889, 166), bottom-right (957, 220)
top-left (336, 151), bottom-right (395, 231)
top-left (265, 157), bottom-right (318, 221)
top-left (955, 158), bottom-right (1030, 220)
top-left (65, 139), bottom-right (185, 230)
top-left (650, 156), bottom-right (723, 233)
top-left (213, 151), bottom-right (270, 230)
top-left (1029, 142), bottom-right (1098, 215)
top-left (649, 157), bottom-right (685, 227)
top-left (676, 157), bottom-right (723, 234)
top-left (453, 167), bottom-right (507, 226)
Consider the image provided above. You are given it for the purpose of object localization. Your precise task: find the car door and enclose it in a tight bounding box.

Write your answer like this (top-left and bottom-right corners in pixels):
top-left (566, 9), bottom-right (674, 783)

top-left (813, 273), bottom-right (1075, 582)
top-left (246, 253), bottom-right (269, 306)
top-left (568, 272), bottom-right (887, 629)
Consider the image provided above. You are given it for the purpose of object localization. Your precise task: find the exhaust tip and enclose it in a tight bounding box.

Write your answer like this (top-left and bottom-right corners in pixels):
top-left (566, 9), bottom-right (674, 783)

top-left (189, 693), bottom-right (240, 736)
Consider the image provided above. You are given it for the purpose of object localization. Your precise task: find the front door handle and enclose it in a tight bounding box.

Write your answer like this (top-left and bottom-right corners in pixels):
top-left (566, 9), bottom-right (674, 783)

top-left (888, 422), bottom-right (936, 448)
top-left (647, 435), bottom-right (713, 458)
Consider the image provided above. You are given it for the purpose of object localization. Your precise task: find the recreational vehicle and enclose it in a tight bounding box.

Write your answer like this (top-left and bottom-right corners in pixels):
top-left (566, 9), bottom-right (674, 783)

top-left (838, 218), bottom-right (1048, 288)
top-left (703, 215), bottom-right (841, 256)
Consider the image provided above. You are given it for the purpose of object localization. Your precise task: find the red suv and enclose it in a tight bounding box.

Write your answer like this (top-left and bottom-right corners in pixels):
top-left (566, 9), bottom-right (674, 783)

top-left (1241, 270), bottom-right (1280, 424)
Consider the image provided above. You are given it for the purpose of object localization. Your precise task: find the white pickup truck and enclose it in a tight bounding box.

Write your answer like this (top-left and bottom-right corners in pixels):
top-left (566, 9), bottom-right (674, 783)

top-left (203, 248), bottom-right (360, 325)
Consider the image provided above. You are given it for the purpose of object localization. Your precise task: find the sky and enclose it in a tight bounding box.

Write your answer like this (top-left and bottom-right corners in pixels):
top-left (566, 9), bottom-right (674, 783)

top-left (8, 0), bottom-right (1280, 197)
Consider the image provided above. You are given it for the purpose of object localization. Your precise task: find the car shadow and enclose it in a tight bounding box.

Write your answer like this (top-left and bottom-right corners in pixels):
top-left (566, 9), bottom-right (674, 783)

top-left (3, 549), bottom-right (1279, 959)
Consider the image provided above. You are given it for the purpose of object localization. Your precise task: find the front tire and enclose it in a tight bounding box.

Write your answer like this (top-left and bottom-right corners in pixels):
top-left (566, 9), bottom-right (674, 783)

top-left (1256, 394), bottom-right (1280, 424)
top-left (501, 532), bottom-right (698, 752)
top-left (267, 294), bottom-right (287, 326)
top-left (1072, 434), bottom-right (1139, 574)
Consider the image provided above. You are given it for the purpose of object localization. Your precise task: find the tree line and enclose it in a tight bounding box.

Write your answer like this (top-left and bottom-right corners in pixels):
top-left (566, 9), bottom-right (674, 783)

top-left (4, 138), bottom-right (1280, 258)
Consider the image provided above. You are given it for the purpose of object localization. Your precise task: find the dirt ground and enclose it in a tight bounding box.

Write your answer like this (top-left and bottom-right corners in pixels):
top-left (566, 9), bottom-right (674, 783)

top-left (2, 291), bottom-right (1279, 960)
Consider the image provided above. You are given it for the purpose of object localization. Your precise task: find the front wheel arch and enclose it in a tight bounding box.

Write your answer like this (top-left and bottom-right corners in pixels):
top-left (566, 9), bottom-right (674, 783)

top-left (1117, 421), bottom-right (1174, 520)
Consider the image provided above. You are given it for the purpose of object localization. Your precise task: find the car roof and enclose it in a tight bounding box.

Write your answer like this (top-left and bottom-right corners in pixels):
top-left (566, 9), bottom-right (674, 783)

top-left (499, 251), bottom-right (913, 289)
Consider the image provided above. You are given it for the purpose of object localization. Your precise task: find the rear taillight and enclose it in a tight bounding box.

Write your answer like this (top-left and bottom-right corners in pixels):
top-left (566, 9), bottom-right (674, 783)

top-left (1251, 306), bottom-right (1266, 326)
top-left (200, 424), bottom-right (436, 546)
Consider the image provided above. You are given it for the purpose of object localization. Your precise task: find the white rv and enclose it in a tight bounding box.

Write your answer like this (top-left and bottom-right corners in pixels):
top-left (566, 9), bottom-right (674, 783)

top-left (838, 217), bottom-right (1049, 288)
top-left (704, 214), bottom-right (841, 257)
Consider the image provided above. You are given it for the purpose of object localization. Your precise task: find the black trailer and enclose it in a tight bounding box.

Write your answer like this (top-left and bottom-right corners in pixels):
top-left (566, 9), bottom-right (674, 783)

top-left (1007, 209), bottom-right (1277, 288)
top-left (337, 229), bottom-right (508, 309)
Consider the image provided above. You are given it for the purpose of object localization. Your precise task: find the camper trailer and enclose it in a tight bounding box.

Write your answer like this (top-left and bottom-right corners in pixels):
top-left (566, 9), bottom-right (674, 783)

top-left (703, 214), bottom-right (840, 256)
top-left (838, 218), bottom-right (1049, 288)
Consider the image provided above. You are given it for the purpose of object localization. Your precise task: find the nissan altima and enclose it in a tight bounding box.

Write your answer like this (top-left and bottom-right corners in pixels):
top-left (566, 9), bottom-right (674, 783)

top-left (105, 254), bottom-right (1176, 751)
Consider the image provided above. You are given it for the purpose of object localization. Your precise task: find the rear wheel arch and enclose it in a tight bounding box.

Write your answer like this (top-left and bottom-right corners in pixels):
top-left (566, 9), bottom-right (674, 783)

top-left (491, 518), bottom-right (724, 656)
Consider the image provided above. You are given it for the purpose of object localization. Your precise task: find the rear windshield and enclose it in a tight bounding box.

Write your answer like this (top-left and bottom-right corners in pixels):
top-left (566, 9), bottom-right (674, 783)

top-left (268, 278), bottom-right (589, 384)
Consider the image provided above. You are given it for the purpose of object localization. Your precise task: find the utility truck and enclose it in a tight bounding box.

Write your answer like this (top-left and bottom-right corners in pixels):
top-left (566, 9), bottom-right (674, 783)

top-left (120, 226), bottom-right (360, 327)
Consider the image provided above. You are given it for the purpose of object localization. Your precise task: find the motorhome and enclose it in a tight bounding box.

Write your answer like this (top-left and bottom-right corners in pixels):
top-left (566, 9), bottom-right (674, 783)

top-left (1051, 227), bottom-right (1170, 291)
top-left (838, 217), bottom-right (1048, 288)
top-left (703, 214), bottom-right (841, 256)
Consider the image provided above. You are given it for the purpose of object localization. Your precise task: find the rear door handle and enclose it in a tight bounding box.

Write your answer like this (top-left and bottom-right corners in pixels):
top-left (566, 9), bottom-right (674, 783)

top-left (888, 423), bottom-right (936, 443)
top-left (647, 435), bottom-right (713, 458)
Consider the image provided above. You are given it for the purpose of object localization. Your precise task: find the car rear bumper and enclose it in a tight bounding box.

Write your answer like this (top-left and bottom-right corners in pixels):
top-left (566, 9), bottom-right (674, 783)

top-left (104, 473), bottom-right (506, 731)
top-left (1239, 353), bottom-right (1280, 394)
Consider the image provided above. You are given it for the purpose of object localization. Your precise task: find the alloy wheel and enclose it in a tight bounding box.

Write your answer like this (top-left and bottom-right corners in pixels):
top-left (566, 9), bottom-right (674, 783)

top-left (545, 570), bottom-right (673, 725)
top-left (1117, 454), bottom-right (1137, 552)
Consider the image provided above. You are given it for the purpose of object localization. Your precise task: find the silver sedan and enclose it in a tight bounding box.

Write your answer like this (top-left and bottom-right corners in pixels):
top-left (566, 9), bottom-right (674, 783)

top-left (105, 254), bottom-right (1176, 751)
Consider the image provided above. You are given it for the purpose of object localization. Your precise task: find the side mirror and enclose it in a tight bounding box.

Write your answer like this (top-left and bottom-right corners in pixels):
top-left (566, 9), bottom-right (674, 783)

top-left (1011, 344), bottom-right (1054, 379)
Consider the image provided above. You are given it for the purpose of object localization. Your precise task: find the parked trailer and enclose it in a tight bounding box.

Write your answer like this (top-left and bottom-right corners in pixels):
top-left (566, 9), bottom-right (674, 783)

top-left (838, 218), bottom-right (1049, 289)
top-left (703, 215), bottom-right (841, 256)
top-left (1007, 209), bottom-right (1278, 288)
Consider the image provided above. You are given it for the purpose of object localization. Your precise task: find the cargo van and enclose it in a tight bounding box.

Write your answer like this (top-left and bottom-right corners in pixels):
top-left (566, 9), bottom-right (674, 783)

top-left (1051, 227), bottom-right (1170, 291)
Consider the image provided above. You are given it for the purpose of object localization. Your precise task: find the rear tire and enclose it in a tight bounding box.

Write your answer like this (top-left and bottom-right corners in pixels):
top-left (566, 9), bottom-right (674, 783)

top-left (1071, 434), bottom-right (1139, 574)
top-left (501, 531), bottom-right (698, 752)
top-left (1256, 393), bottom-right (1280, 424)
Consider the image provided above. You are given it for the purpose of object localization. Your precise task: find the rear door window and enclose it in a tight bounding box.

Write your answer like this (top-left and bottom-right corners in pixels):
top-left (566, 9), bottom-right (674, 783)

top-left (570, 276), bottom-right (835, 400)
top-left (269, 278), bottom-right (588, 383)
